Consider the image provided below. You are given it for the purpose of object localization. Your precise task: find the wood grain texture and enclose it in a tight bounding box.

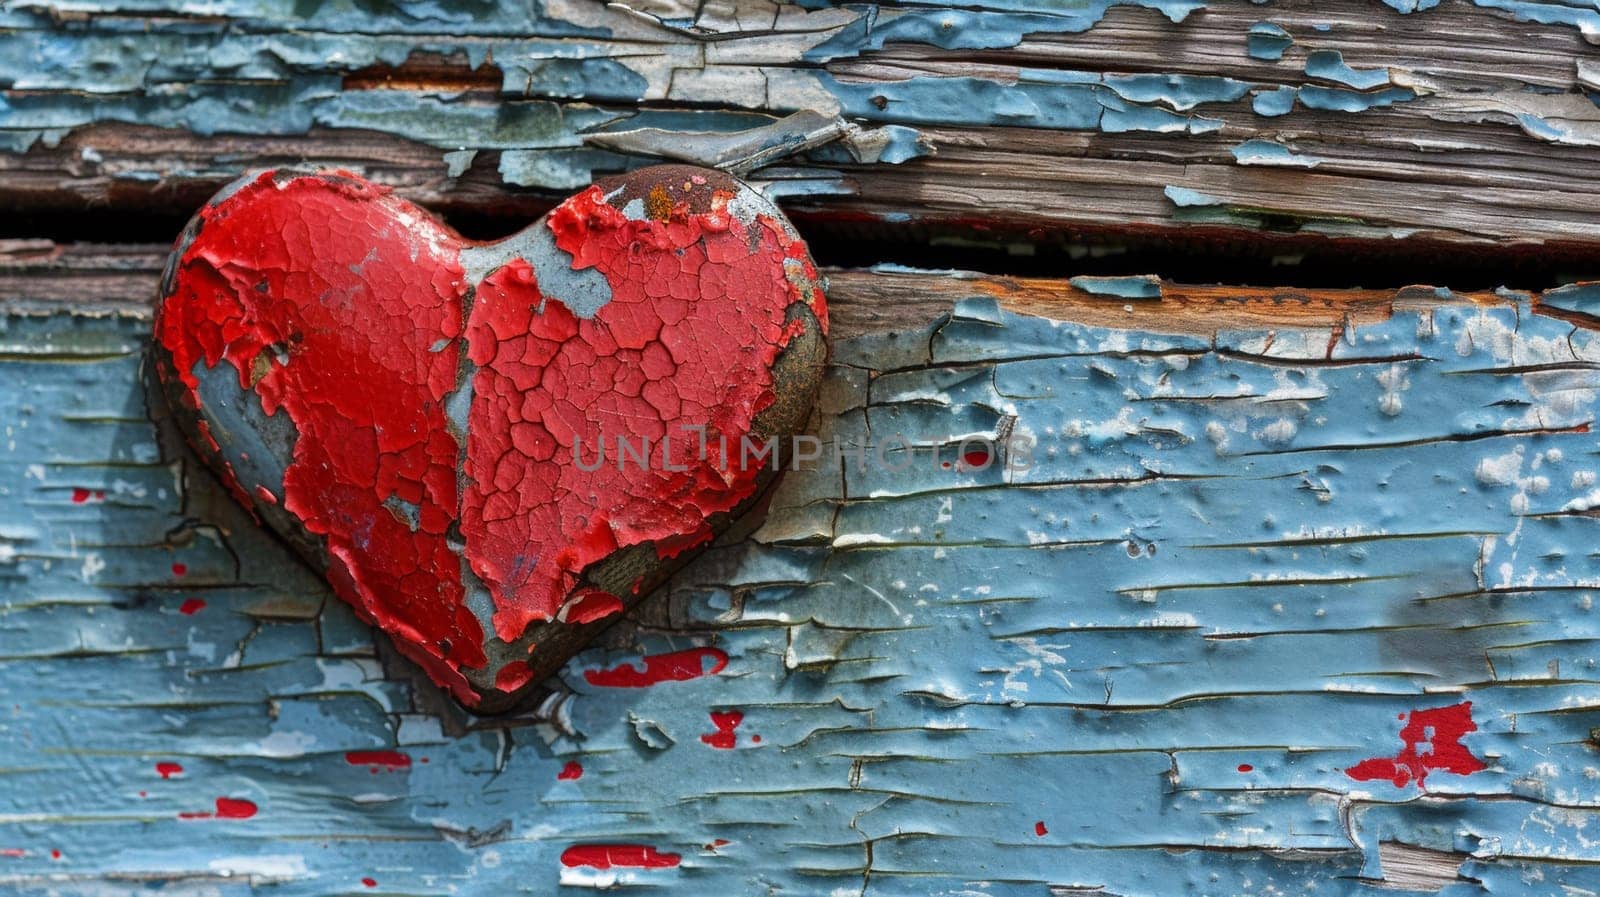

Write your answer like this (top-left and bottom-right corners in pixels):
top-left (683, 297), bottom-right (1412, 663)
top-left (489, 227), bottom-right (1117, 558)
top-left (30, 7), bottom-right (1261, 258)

top-left (5, 0), bottom-right (1600, 257)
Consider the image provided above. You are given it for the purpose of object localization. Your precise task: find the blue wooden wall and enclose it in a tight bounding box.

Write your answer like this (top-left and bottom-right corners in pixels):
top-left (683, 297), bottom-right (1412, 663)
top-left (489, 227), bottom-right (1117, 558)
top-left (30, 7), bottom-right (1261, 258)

top-left (7, 0), bottom-right (1600, 892)
top-left (4, 292), bottom-right (1600, 893)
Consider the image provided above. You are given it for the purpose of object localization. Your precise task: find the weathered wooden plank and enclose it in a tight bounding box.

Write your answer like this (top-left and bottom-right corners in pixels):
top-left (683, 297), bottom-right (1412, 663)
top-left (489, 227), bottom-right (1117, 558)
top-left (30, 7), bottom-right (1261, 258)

top-left (4, 261), bottom-right (1600, 893)
top-left (5, 0), bottom-right (1600, 258)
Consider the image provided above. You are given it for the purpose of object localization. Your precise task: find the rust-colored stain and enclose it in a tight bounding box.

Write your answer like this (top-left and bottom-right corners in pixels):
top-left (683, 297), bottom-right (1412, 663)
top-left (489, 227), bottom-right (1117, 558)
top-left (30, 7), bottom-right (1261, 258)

top-left (151, 167), bottom-right (827, 710)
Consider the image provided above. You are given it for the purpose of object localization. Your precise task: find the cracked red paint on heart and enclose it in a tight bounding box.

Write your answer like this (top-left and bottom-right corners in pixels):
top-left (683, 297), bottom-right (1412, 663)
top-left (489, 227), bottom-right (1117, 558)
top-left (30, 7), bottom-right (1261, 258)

top-left (153, 166), bottom-right (826, 710)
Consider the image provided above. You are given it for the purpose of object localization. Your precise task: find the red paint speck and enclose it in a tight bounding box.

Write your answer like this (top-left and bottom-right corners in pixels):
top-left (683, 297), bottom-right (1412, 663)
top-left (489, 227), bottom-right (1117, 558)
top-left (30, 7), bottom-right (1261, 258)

top-left (584, 647), bottom-right (729, 688)
top-left (362, 878), bottom-right (377, 888)
top-left (0, 849), bottom-right (24, 858)
top-left (179, 798), bottom-right (258, 820)
top-left (961, 448), bottom-right (991, 469)
top-left (50, 850), bottom-right (61, 860)
top-left (254, 485), bottom-right (279, 505)
top-left (216, 797), bottom-right (257, 818)
top-left (559, 845), bottom-right (681, 870)
top-left (1346, 701), bottom-right (1487, 789)
top-left (171, 562), bottom-right (188, 576)
top-left (178, 598), bottom-right (206, 616)
top-left (700, 710), bottom-right (744, 749)
top-left (558, 761), bottom-right (583, 781)
top-left (1034, 821), bottom-right (1048, 837)
top-left (345, 751), bottom-right (410, 770)
top-left (71, 488), bottom-right (105, 504)
top-left (1237, 764), bottom-right (1253, 773)
top-left (156, 762), bottom-right (183, 779)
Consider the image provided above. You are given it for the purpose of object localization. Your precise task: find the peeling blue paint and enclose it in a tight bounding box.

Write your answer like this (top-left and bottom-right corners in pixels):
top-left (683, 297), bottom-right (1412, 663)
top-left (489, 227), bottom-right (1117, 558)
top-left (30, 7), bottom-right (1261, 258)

top-left (1246, 22), bottom-right (1292, 60)
top-left (1232, 138), bottom-right (1324, 167)
top-left (1251, 85), bottom-right (1298, 117)
top-left (6, 293), bottom-right (1600, 893)
top-left (1304, 49), bottom-right (1392, 90)
top-left (1068, 274), bottom-right (1163, 299)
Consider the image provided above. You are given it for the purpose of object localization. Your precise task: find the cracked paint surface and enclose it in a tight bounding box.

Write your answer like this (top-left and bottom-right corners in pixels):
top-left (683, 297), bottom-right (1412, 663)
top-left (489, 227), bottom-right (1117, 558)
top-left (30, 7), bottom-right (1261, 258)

top-left (152, 167), bottom-right (824, 708)
top-left (6, 287), bottom-right (1600, 893)
top-left (5, 1), bottom-right (1600, 249)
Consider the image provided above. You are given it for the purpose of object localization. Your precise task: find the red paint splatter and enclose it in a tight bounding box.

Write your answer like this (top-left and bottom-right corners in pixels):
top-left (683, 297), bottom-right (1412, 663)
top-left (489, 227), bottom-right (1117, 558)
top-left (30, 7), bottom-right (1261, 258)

top-left (154, 170), bottom-right (825, 708)
top-left (558, 761), bottom-right (583, 781)
top-left (1237, 764), bottom-right (1253, 773)
top-left (700, 710), bottom-right (744, 749)
top-left (49, 850), bottom-right (61, 860)
top-left (178, 598), bottom-right (206, 616)
top-left (1034, 821), bottom-right (1048, 837)
top-left (171, 562), bottom-right (187, 576)
top-left (583, 647), bottom-right (728, 688)
top-left (362, 878), bottom-right (377, 888)
top-left (1346, 701), bottom-right (1487, 789)
top-left (156, 762), bottom-right (183, 779)
top-left (961, 448), bottom-right (991, 468)
top-left (345, 751), bottom-right (410, 770)
top-left (179, 797), bottom-right (257, 820)
top-left (560, 588), bottom-right (624, 624)
top-left (559, 845), bottom-right (681, 870)
top-left (71, 488), bottom-right (105, 504)
top-left (254, 485), bottom-right (279, 505)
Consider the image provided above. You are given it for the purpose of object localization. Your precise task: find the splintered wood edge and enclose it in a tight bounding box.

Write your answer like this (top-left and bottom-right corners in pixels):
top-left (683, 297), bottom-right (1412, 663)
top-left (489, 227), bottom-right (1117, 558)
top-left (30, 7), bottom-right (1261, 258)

top-left (0, 240), bottom-right (1589, 338)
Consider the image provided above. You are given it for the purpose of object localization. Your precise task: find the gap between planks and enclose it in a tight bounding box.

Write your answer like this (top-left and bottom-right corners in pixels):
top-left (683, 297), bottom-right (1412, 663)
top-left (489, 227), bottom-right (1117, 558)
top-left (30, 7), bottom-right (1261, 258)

top-left (0, 240), bottom-right (1576, 341)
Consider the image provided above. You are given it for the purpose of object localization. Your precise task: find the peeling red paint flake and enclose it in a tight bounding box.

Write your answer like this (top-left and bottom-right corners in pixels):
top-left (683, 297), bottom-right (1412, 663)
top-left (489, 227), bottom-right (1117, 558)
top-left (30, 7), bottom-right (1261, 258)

top-left (1237, 764), bottom-right (1253, 773)
top-left (178, 598), bottom-right (205, 616)
top-left (70, 488), bottom-right (105, 504)
top-left (171, 562), bottom-right (187, 576)
top-left (583, 647), bottom-right (729, 688)
top-left (558, 761), bottom-right (583, 780)
top-left (700, 710), bottom-right (744, 749)
top-left (494, 660), bottom-right (534, 693)
top-left (155, 762), bottom-right (183, 779)
top-left (154, 167), bottom-right (825, 710)
top-left (559, 588), bottom-right (624, 624)
top-left (1034, 821), bottom-right (1048, 837)
top-left (961, 447), bottom-right (992, 468)
top-left (345, 751), bottom-right (410, 770)
top-left (559, 845), bottom-right (681, 870)
top-left (1346, 701), bottom-right (1487, 789)
top-left (179, 797), bottom-right (258, 820)
top-left (362, 878), bottom-right (377, 888)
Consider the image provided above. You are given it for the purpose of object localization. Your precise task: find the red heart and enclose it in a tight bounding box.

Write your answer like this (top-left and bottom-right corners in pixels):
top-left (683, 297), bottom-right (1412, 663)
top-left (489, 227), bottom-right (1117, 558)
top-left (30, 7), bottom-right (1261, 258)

top-left (152, 166), bottom-right (827, 710)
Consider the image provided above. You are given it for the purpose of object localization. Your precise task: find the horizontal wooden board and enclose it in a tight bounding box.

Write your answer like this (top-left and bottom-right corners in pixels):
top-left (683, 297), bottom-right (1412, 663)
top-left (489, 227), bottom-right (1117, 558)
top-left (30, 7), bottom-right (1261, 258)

top-left (5, 0), bottom-right (1600, 260)
top-left (4, 257), bottom-right (1600, 893)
